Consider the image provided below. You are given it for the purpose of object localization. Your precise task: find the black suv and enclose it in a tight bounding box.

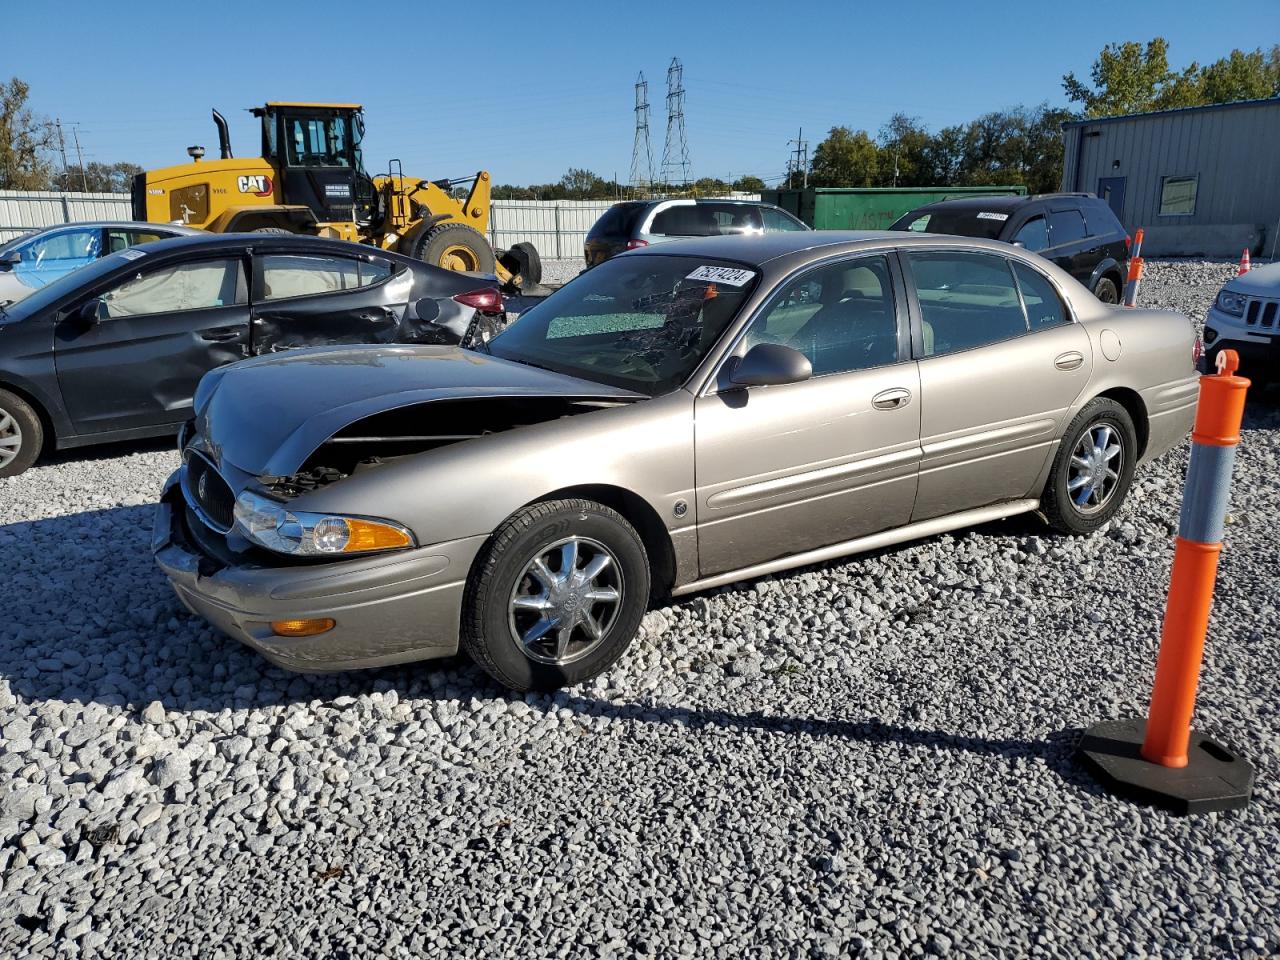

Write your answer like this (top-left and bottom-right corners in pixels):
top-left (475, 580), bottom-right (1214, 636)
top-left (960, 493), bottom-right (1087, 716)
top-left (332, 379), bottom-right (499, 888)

top-left (889, 193), bottom-right (1130, 302)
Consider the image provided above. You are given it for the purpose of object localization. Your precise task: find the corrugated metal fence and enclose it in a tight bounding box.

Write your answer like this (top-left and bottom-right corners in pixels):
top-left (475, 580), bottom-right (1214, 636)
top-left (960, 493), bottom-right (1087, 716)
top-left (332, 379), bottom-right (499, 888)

top-left (0, 189), bottom-right (620, 258)
top-left (0, 190), bottom-right (132, 241)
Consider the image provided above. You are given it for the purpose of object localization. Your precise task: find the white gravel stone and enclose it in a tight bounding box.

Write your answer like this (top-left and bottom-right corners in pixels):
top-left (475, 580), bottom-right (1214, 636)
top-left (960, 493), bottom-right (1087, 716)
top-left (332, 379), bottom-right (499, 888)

top-left (0, 260), bottom-right (1276, 958)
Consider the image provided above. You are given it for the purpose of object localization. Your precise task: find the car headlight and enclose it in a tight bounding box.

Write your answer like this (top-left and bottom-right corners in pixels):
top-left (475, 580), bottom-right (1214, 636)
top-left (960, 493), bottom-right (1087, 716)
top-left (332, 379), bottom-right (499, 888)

top-left (233, 490), bottom-right (415, 557)
top-left (1215, 290), bottom-right (1247, 317)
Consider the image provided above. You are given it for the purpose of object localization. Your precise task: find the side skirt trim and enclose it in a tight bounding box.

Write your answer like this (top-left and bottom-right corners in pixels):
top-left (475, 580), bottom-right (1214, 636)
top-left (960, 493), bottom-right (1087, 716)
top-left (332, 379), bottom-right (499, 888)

top-left (671, 498), bottom-right (1041, 597)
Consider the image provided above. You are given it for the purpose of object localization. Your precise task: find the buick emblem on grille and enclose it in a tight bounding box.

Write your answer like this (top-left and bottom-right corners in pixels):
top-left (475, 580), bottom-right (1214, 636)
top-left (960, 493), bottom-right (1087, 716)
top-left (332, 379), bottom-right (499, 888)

top-left (196, 471), bottom-right (209, 504)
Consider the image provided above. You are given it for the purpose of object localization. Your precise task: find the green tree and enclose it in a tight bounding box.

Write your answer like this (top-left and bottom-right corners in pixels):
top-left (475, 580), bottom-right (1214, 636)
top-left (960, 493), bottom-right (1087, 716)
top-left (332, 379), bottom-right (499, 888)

top-left (731, 174), bottom-right (765, 193)
top-left (1064, 38), bottom-right (1280, 117)
top-left (52, 160), bottom-right (144, 193)
top-left (0, 77), bottom-right (55, 190)
top-left (877, 113), bottom-right (932, 187)
top-left (810, 127), bottom-right (879, 187)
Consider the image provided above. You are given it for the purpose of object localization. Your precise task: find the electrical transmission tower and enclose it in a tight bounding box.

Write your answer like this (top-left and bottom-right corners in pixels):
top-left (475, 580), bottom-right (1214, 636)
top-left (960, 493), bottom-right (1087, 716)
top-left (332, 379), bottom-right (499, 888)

top-left (659, 57), bottom-right (690, 188)
top-left (786, 128), bottom-right (809, 189)
top-left (628, 72), bottom-right (654, 197)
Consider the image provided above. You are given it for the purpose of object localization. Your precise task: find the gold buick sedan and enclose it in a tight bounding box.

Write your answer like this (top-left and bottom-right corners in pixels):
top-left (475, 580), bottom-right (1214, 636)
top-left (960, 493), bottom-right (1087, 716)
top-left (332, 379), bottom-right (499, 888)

top-left (155, 232), bottom-right (1200, 690)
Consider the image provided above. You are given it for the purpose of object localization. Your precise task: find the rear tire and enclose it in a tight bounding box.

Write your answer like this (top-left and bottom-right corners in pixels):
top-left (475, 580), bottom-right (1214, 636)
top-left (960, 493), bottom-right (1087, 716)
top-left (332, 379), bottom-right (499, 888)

top-left (250, 226), bottom-right (293, 234)
top-left (1041, 398), bottom-right (1137, 535)
top-left (462, 499), bottom-right (650, 691)
top-left (1093, 276), bottom-right (1120, 304)
top-left (413, 222), bottom-right (496, 274)
top-left (498, 241), bottom-right (542, 286)
top-left (0, 389), bottom-right (44, 479)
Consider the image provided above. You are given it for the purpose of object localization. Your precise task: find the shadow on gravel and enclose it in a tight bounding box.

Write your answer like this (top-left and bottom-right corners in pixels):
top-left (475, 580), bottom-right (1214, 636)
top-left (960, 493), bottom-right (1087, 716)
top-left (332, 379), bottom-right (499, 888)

top-left (556, 694), bottom-right (1106, 798)
top-left (36, 434), bottom-right (176, 468)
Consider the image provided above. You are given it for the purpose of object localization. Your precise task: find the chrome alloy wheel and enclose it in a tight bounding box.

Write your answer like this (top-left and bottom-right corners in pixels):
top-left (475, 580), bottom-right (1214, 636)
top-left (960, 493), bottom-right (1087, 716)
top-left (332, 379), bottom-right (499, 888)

top-left (508, 537), bottom-right (623, 665)
top-left (0, 406), bottom-right (22, 471)
top-left (1067, 422), bottom-right (1124, 514)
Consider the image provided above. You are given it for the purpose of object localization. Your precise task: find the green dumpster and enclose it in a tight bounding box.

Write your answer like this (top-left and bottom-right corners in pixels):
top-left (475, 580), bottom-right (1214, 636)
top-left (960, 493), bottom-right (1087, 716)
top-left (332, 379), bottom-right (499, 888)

top-left (761, 186), bottom-right (1028, 231)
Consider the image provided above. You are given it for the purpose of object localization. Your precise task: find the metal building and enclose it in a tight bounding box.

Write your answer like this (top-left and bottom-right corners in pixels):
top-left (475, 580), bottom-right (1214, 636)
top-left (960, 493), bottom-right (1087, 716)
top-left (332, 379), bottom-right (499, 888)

top-left (1061, 98), bottom-right (1280, 258)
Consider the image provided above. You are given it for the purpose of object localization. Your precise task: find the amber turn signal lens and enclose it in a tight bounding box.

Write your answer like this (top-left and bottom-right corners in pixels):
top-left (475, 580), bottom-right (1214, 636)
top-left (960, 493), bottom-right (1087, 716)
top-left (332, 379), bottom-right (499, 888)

top-left (342, 519), bottom-right (414, 553)
top-left (271, 618), bottom-right (336, 637)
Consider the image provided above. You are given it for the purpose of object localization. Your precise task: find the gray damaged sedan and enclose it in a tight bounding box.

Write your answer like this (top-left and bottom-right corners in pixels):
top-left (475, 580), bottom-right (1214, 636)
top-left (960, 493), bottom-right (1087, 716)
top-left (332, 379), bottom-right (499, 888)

top-left (154, 232), bottom-right (1200, 690)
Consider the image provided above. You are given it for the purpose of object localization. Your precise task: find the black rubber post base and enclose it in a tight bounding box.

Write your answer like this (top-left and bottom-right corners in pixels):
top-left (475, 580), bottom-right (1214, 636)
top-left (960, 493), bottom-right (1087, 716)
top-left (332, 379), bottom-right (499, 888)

top-left (1077, 718), bottom-right (1253, 815)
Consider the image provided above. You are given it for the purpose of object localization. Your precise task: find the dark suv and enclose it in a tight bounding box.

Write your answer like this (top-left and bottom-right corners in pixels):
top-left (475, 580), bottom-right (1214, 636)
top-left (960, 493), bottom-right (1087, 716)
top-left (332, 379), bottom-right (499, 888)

top-left (584, 198), bottom-right (809, 267)
top-left (889, 193), bottom-right (1130, 302)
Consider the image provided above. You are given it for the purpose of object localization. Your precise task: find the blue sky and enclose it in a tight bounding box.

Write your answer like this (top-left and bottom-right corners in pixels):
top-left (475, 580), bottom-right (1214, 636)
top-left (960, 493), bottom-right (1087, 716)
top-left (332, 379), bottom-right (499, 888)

top-left (6, 0), bottom-right (1274, 187)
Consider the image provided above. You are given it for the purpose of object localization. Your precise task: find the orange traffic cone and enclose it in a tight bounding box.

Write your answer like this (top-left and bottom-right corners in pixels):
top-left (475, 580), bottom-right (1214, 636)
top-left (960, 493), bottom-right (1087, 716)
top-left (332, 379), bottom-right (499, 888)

top-left (1238, 249), bottom-right (1251, 275)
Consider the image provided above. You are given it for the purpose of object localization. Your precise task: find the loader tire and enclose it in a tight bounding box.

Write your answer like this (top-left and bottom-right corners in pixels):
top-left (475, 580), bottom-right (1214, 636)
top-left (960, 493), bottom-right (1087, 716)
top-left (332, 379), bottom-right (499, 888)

top-left (498, 242), bottom-right (542, 287)
top-left (250, 226), bottom-right (293, 234)
top-left (414, 223), bottom-right (496, 275)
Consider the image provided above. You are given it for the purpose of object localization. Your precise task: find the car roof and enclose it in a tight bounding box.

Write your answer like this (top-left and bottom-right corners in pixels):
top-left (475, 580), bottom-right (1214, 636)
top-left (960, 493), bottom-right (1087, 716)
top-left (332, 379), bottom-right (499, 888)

top-left (2, 221), bottom-right (205, 240)
top-left (116, 232), bottom-right (405, 260)
top-left (625, 229), bottom-right (1025, 267)
top-left (906, 192), bottom-right (1097, 215)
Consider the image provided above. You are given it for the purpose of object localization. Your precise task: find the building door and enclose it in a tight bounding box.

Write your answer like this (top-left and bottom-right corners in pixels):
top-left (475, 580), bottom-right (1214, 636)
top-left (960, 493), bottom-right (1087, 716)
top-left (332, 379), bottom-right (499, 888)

top-left (1097, 177), bottom-right (1126, 221)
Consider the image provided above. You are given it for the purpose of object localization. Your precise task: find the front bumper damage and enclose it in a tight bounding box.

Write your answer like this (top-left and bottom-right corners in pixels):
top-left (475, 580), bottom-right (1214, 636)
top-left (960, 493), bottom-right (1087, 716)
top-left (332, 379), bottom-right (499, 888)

top-left (152, 471), bottom-right (486, 672)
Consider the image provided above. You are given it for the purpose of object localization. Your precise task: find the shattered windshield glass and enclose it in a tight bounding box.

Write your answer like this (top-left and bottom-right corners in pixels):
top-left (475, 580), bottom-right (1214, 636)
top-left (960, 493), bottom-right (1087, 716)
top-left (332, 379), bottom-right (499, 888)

top-left (487, 255), bottom-right (758, 395)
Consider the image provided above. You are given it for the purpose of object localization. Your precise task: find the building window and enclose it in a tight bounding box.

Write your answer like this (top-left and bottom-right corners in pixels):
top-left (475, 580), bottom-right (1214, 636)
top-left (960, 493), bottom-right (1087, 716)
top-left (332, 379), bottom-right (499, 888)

top-left (1159, 175), bottom-right (1198, 216)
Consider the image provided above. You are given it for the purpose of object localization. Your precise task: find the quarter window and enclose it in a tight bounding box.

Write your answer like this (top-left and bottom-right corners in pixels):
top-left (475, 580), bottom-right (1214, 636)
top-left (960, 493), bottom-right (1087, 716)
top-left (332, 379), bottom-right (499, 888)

top-left (907, 252), bottom-right (1028, 357)
top-left (1047, 210), bottom-right (1087, 246)
top-left (1159, 175), bottom-right (1198, 216)
top-left (102, 259), bottom-right (244, 318)
top-left (260, 254), bottom-right (392, 300)
top-left (744, 255), bottom-right (899, 375)
top-left (1012, 262), bottom-right (1068, 330)
top-left (1012, 216), bottom-right (1048, 252)
top-left (761, 207), bottom-right (808, 232)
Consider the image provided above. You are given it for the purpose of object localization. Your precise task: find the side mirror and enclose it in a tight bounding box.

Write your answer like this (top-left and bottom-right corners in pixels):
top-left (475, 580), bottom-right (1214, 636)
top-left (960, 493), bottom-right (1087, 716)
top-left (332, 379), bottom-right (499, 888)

top-left (730, 343), bottom-right (812, 388)
top-left (77, 298), bottom-right (110, 324)
top-left (0, 250), bottom-right (20, 270)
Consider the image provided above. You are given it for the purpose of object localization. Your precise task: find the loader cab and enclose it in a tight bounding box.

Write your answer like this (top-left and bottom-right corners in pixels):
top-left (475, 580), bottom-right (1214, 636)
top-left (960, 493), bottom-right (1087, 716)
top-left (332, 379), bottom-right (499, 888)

top-left (254, 103), bottom-right (376, 226)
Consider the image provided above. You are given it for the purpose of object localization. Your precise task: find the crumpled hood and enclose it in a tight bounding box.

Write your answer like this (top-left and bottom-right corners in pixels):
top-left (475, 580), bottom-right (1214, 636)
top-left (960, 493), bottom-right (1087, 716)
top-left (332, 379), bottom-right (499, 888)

top-left (195, 343), bottom-right (641, 476)
top-left (1223, 261), bottom-right (1280, 297)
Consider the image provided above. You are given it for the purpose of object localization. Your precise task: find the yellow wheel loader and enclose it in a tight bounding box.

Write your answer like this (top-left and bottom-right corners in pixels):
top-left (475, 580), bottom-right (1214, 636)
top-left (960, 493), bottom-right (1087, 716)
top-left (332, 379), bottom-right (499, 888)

top-left (131, 103), bottom-right (542, 291)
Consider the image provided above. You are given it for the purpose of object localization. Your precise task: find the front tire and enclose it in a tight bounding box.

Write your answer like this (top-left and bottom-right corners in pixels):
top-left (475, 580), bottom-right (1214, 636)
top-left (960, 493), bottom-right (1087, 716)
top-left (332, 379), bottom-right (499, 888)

top-left (0, 389), bottom-right (43, 478)
top-left (413, 222), bottom-right (497, 275)
top-left (1042, 398), bottom-right (1137, 535)
top-left (462, 499), bottom-right (650, 691)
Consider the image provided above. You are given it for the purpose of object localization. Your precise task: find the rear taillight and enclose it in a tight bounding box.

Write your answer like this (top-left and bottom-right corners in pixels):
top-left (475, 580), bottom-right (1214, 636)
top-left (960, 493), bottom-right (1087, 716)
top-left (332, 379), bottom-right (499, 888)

top-left (1124, 234), bottom-right (1132, 252)
top-left (624, 239), bottom-right (649, 250)
top-left (1192, 336), bottom-right (1203, 366)
top-left (453, 288), bottom-right (503, 312)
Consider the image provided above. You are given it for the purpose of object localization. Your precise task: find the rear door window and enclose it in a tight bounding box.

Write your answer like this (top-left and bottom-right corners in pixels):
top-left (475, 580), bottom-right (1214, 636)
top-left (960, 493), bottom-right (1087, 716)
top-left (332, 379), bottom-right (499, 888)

top-left (1047, 210), bottom-right (1087, 247)
top-left (907, 252), bottom-right (1028, 357)
top-left (1082, 201), bottom-right (1123, 238)
top-left (650, 204), bottom-right (760, 237)
top-left (259, 254), bottom-right (392, 300)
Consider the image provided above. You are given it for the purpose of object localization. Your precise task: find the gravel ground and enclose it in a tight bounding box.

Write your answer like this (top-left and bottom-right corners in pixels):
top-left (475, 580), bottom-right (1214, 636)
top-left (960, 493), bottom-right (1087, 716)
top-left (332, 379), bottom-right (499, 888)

top-left (2, 260), bottom-right (1278, 959)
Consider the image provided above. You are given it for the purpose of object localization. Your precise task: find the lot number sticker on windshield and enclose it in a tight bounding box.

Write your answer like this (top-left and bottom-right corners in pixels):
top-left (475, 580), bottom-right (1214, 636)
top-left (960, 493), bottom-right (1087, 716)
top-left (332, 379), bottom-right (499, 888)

top-left (686, 265), bottom-right (755, 287)
top-left (118, 249), bottom-right (147, 260)
top-left (976, 212), bottom-right (1009, 221)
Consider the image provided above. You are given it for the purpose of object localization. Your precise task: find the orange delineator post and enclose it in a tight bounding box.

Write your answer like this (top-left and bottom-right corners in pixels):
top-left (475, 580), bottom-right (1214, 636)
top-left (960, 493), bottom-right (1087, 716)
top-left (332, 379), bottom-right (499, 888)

top-left (1140, 350), bottom-right (1250, 768)
top-left (1122, 256), bottom-right (1145, 307)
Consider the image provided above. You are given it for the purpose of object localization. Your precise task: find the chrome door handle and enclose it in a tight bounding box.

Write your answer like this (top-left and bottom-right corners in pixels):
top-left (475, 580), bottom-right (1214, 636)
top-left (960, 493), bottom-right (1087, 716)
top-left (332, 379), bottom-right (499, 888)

top-left (871, 388), bottom-right (912, 410)
top-left (1054, 351), bottom-right (1084, 371)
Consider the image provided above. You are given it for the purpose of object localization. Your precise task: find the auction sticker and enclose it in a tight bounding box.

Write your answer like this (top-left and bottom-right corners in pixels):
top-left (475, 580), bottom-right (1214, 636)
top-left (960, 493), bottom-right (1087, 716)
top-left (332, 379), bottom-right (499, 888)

top-left (686, 265), bottom-right (755, 286)
top-left (118, 249), bottom-right (147, 260)
top-left (976, 212), bottom-right (1009, 221)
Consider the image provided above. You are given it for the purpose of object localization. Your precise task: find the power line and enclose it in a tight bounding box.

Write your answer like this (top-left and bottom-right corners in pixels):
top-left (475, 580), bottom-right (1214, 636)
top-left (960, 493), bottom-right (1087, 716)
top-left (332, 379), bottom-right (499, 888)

top-left (628, 72), bottom-right (654, 197)
top-left (659, 57), bottom-right (690, 188)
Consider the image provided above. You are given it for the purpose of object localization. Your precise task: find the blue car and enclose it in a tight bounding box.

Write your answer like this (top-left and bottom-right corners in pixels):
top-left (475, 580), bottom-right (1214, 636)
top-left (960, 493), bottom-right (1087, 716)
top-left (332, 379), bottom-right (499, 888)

top-left (0, 221), bottom-right (202, 304)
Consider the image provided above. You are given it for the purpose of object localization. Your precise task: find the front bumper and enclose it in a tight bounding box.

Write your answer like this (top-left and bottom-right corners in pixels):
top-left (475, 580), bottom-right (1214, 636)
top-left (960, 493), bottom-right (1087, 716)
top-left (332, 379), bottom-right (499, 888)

top-left (1203, 306), bottom-right (1278, 376)
top-left (152, 472), bottom-right (487, 672)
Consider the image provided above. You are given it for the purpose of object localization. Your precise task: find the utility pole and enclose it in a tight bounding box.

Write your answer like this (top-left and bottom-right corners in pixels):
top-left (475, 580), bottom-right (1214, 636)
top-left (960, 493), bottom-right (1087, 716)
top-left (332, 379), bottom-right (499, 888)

top-left (54, 119), bottom-right (70, 188)
top-left (786, 128), bottom-right (808, 189)
top-left (71, 127), bottom-right (89, 192)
